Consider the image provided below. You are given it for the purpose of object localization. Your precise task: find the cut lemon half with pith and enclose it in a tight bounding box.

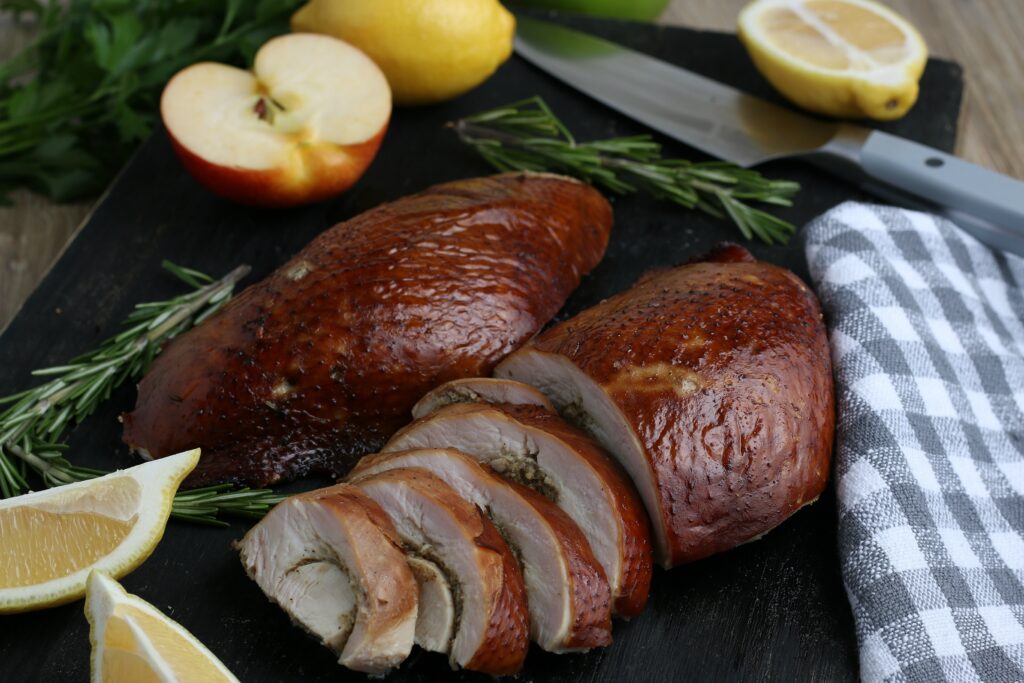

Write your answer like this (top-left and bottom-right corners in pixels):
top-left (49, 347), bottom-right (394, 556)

top-left (86, 572), bottom-right (239, 683)
top-left (0, 449), bottom-right (199, 614)
top-left (738, 0), bottom-right (927, 119)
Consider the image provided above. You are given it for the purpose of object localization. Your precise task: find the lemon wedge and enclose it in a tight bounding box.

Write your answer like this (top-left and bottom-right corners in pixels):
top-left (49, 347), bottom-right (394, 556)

top-left (0, 449), bottom-right (199, 614)
top-left (738, 0), bottom-right (927, 119)
top-left (86, 572), bottom-right (239, 683)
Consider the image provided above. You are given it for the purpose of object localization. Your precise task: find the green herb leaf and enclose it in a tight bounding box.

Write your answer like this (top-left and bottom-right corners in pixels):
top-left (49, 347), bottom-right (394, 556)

top-left (153, 19), bottom-right (205, 62)
top-left (453, 96), bottom-right (799, 244)
top-left (0, 0), bottom-right (299, 202)
top-left (0, 261), bottom-right (272, 525)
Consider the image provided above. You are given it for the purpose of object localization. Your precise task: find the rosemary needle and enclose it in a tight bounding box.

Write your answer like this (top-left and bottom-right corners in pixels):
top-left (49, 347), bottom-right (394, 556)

top-left (172, 485), bottom-right (287, 528)
top-left (452, 96), bottom-right (800, 244)
top-left (0, 260), bottom-right (282, 525)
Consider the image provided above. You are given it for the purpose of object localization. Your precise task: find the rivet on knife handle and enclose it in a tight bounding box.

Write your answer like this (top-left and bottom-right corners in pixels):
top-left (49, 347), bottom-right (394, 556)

top-left (857, 130), bottom-right (1024, 248)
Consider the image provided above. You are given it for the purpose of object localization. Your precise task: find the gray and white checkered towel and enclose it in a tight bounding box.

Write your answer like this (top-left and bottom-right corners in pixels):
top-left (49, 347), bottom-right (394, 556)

top-left (805, 203), bottom-right (1024, 682)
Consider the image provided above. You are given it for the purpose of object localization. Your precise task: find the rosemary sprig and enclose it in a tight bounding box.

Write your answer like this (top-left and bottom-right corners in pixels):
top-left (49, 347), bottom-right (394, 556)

top-left (172, 485), bottom-right (286, 528)
top-left (0, 260), bottom-right (281, 525)
top-left (452, 96), bottom-right (800, 244)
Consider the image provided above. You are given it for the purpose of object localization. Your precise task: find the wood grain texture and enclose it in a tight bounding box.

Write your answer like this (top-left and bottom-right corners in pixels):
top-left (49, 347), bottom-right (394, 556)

top-left (0, 16), bottom-right (92, 331)
top-left (0, 1), bottom-right (1020, 330)
top-left (660, 0), bottom-right (1024, 177)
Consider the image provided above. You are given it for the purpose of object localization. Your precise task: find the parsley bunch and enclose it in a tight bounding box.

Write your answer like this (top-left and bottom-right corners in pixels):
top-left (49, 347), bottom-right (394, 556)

top-left (0, 0), bottom-right (299, 202)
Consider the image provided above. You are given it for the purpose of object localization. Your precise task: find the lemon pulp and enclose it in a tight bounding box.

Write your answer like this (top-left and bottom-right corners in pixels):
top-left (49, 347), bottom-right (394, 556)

top-left (738, 0), bottom-right (927, 119)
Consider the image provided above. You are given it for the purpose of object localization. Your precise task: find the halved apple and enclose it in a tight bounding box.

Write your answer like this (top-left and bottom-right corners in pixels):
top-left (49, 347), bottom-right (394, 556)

top-left (161, 33), bottom-right (391, 208)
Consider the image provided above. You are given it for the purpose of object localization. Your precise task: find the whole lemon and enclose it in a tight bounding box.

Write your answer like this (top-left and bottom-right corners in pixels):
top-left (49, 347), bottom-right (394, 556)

top-left (292, 0), bottom-right (515, 106)
top-left (512, 0), bottom-right (669, 21)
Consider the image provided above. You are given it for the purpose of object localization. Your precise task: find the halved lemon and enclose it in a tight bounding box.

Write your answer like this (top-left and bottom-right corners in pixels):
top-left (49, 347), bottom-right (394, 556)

top-left (86, 572), bottom-right (239, 683)
top-left (738, 0), bottom-right (927, 119)
top-left (0, 449), bottom-right (199, 613)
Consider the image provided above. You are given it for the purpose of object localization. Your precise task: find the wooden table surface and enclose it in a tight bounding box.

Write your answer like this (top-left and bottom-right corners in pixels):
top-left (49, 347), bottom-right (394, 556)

top-left (1, 0), bottom-right (1022, 331)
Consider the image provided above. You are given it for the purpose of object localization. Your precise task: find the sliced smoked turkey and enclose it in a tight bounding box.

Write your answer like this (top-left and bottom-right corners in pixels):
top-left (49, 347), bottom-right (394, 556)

top-left (411, 377), bottom-right (555, 419)
top-left (350, 448), bottom-right (613, 651)
top-left (353, 468), bottom-right (530, 675)
top-left (383, 403), bottom-right (653, 617)
top-left (123, 172), bottom-right (613, 487)
top-left (495, 244), bottom-right (835, 567)
top-left (404, 556), bottom-right (455, 654)
top-left (237, 484), bottom-right (417, 674)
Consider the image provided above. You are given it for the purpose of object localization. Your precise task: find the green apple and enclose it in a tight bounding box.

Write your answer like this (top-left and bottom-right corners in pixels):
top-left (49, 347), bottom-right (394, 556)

top-left (510, 0), bottom-right (671, 21)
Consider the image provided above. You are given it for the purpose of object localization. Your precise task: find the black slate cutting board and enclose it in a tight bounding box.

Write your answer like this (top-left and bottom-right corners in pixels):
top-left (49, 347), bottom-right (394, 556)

top-left (0, 13), bottom-right (963, 682)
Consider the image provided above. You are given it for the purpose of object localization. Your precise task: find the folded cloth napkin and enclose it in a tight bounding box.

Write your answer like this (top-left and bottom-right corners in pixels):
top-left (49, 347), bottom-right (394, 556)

top-left (805, 202), bottom-right (1024, 683)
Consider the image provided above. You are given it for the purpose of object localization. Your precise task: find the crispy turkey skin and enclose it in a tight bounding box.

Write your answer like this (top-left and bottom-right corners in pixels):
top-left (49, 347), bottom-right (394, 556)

top-left (122, 173), bottom-right (612, 486)
top-left (497, 244), bottom-right (835, 566)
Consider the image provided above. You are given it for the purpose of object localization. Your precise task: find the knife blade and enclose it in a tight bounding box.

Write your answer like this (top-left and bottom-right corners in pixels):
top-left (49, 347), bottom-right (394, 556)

top-left (514, 16), bottom-right (1024, 256)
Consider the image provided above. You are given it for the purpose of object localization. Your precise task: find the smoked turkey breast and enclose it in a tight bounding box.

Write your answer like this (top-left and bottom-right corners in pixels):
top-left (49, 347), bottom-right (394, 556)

top-left (411, 377), bottom-right (555, 419)
top-left (351, 448), bottom-right (613, 652)
top-left (123, 173), bottom-right (612, 487)
top-left (237, 484), bottom-right (417, 674)
top-left (496, 244), bottom-right (835, 567)
top-left (383, 402), bottom-right (653, 617)
top-left (353, 468), bottom-right (530, 675)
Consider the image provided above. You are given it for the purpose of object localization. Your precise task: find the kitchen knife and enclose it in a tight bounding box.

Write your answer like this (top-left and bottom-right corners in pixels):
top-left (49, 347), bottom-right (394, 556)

top-left (514, 16), bottom-right (1024, 256)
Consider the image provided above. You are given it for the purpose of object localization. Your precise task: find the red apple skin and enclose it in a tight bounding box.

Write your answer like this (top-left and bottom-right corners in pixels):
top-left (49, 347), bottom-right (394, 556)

top-left (164, 122), bottom-right (388, 208)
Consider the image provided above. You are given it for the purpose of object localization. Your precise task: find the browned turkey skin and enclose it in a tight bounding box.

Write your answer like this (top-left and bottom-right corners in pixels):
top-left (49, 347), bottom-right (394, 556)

top-left (235, 241), bottom-right (834, 675)
top-left (122, 173), bottom-right (612, 487)
top-left (496, 244), bottom-right (835, 567)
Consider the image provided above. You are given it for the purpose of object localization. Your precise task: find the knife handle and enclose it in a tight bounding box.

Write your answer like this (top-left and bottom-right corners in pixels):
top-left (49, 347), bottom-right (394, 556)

top-left (858, 181), bottom-right (1024, 258)
top-left (850, 129), bottom-right (1024, 254)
